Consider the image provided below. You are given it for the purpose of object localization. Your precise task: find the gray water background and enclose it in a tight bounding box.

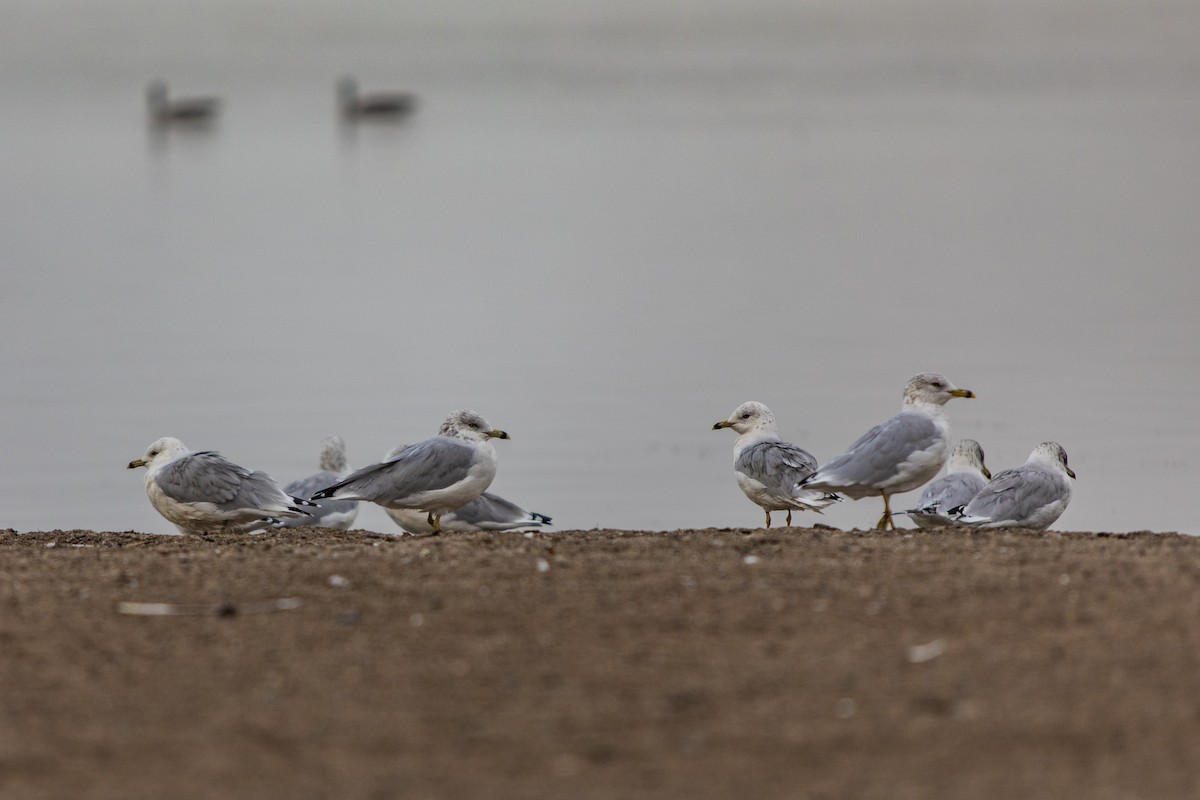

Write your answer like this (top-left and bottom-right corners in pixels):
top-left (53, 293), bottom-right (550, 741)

top-left (2, 0), bottom-right (1198, 535)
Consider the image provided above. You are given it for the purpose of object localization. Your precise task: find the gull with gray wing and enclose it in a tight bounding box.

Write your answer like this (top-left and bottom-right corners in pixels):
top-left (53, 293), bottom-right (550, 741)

top-left (311, 410), bottom-right (508, 535)
top-left (279, 436), bottom-right (359, 529)
top-left (713, 401), bottom-right (840, 528)
top-left (386, 493), bottom-right (551, 535)
top-left (903, 439), bottom-right (991, 528)
top-left (800, 373), bottom-right (975, 530)
top-left (379, 441), bottom-right (549, 534)
top-left (953, 442), bottom-right (1075, 530)
top-left (128, 437), bottom-right (314, 535)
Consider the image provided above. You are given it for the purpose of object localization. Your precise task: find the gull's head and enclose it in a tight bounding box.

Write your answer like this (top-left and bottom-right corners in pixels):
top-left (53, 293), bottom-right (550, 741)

top-left (903, 372), bottom-right (975, 407)
top-left (440, 410), bottom-right (509, 443)
top-left (1031, 441), bottom-right (1075, 479)
top-left (713, 401), bottom-right (776, 436)
top-left (948, 439), bottom-right (991, 479)
top-left (128, 436), bottom-right (188, 470)
top-left (319, 435), bottom-right (348, 473)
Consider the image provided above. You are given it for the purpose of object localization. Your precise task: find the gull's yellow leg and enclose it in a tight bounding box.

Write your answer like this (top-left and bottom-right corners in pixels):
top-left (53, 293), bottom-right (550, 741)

top-left (873, 492), bottom-right (895, 530)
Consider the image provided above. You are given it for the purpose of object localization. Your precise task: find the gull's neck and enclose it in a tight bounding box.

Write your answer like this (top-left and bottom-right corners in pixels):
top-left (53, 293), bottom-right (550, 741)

top-left (948, 460), bottom-right (988, 481)
top-left (145, 449), bottom-right (185, 480)
top-left (903, 397), bottom-right (948, 417)
top-left (946, 451), bottom-right (981, 475)
top-left (732, 426), bottom-right (779, 458)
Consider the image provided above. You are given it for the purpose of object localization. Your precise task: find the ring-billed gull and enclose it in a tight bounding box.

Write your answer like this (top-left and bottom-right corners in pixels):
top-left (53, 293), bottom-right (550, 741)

top-left (386, 493), bottom-right (552, 534)
top-left (902, 439), bottom-right (991, 528)
top-left (952, 442), bottom-right (1075, 529)
top-left (128, 437), bottom-right (314, 534)
top-left (800, 373), bottom-right (975, 530)
top-left (379, 441), bottom-right (549, 534)
top-left (311, 410), bottom-right (508, 535)
top-left (713, 401), bottom-right (840, 528)
top-left (279, 436), bottom-right (359, 530)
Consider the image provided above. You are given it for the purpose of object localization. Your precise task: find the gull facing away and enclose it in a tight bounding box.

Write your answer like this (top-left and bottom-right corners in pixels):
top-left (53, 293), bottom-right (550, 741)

top-left (278, 436), bottom-right (359, 530)
top-left (903, 439), bottom-right (991, 528)
top-left (713, 401), bottom-right (840, 529)
top-left (952, 442), bottom-right (1076, 530)
top-left (145, 81), bottom-right (220, 124)
top-left (311, 410), bottom-right (508, 535)
top-left (128, 437), bottom-right (315, 535)
top-left (800, 373), bottom-right (975, 531)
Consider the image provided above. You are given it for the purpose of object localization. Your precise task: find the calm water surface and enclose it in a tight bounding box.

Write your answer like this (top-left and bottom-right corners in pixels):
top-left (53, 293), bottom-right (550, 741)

top-left (2, 0), bottom-right (1198, 534)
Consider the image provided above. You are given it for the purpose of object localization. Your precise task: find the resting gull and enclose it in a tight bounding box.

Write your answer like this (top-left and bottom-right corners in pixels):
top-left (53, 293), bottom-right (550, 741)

top-left (385, 492), bottom-right (551, 535)
top-left (800, 373), bottom-right (975, 530)
top-left (902, 439), bottom-right (991, 528)
top-left (128, 437), bottom-right (314, 535)
top-left (279, 436), bottom-right (359, 530)
top-left (713, 401), bottom-right (840, 528)
top-left (953, 441), bottom-right (1075, 530)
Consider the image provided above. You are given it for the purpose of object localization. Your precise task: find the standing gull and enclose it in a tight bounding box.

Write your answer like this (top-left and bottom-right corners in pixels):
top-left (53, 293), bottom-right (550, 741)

top-left (279, 436), bottom-right (359, 530)
top-left (953, 442), bottom-right (1075, 530)
top-left (903, 439), bottom-right (991, 528)
top-left (800, 373), bottom-right (975, 530)
top-left (311, 410), bottom-right (508, 535)
top-left (378, 442), bottom-right (550, 534)
top-left (713, 401), bottom-right (840, 528)
top-left (128, 437), bottom-right (314, 535)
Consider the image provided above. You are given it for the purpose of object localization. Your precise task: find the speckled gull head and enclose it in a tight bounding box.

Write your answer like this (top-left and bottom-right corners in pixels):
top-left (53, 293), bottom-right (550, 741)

top-left (127, 437), bottom-right (189, 471)
top-left (948, 439), bottom-right (991, 479)
top-left (712, 401), bottom-right (777, 436)
top-left (318, 435), bottom-right (348, 473)
top-left (903, 372), bottom-right (975, 408)
top-left (439, 410), bottom-right (510, 443)
top-left (1034, 441), bottom-right (1076, 479)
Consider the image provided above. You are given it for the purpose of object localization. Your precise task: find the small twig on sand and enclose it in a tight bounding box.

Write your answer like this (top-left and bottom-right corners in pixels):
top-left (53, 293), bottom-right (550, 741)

top-left (116, 598), bottom-right (302, 617)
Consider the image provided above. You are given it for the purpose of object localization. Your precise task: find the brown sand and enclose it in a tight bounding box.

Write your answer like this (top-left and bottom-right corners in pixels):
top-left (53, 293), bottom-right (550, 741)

top-left (1, 526), bottom-right (1198, 800)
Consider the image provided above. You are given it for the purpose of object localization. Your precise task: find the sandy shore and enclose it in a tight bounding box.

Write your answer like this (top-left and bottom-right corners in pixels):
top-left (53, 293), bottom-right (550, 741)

top-left (1, 526), bottom-right (1198, 799)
